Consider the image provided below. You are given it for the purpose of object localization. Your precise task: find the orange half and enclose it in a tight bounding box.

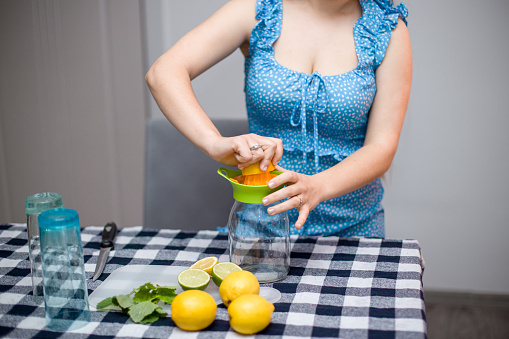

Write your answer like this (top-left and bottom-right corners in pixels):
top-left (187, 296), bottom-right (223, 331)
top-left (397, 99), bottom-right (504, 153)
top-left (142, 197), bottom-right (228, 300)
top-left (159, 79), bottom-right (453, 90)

top-left (241, 162), bottom-right (275, 176)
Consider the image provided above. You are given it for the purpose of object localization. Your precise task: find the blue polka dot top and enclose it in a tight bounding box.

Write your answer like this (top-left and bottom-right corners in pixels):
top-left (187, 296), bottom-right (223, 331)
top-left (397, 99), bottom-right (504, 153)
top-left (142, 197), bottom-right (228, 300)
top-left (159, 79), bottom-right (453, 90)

top-left (244, 0), bottom-right (408, 237)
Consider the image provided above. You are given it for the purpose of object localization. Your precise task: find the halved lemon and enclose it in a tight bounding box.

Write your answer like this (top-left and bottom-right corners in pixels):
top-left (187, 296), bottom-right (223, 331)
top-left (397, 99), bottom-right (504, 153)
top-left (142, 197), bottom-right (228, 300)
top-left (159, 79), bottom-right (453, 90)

top-left (190, 256), bottom-right (218, 275)
top-left (211, 262), bottom-right (242, 287)
top-left (178, 268), bottom-right (211, 291)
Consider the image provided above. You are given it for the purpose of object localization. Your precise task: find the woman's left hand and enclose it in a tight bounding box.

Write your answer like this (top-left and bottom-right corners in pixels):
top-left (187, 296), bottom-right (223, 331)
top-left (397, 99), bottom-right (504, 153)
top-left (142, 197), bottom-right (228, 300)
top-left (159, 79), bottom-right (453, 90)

top-left (261, 166), bottom-right (323, 229)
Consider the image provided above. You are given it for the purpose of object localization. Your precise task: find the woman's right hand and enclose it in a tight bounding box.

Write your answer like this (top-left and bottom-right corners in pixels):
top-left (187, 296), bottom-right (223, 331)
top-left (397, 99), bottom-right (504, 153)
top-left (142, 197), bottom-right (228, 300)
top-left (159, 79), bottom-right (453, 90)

top-left (208, 133), bottom-right (283, 171)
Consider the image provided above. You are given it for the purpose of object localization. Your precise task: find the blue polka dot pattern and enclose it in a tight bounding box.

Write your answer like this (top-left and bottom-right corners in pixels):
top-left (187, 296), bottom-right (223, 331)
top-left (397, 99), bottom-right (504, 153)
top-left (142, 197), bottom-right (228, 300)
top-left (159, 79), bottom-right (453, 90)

top-left (244, 0), bottom-right (408, 237)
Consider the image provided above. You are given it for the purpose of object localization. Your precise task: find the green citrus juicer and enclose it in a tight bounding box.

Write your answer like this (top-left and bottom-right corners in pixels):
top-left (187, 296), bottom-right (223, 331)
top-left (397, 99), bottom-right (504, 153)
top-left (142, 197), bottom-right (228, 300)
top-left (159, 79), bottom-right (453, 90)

top-left (217, 167), bottom-right (284, 204)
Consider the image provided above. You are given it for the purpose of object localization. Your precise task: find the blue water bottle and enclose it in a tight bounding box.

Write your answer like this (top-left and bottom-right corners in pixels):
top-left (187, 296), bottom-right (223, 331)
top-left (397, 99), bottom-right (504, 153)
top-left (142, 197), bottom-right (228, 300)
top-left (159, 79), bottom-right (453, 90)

top-left (38, 208), bottom-right (90, 331)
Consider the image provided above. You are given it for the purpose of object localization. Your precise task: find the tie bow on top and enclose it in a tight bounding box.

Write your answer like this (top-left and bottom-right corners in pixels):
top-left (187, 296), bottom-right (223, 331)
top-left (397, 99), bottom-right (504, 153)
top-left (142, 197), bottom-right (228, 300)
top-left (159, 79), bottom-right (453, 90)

top-left (290, 71), bottom-right (329, 171)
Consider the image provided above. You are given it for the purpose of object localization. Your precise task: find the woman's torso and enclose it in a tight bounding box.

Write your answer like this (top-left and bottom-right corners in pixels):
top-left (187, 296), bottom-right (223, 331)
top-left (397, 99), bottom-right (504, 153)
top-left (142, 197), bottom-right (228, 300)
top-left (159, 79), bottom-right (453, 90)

top-left (242, 0), bottom-right (408, 235)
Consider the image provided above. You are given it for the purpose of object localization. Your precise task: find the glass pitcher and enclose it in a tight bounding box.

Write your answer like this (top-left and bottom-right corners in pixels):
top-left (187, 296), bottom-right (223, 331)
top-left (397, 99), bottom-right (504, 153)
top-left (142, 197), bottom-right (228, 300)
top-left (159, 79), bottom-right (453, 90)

top-left (218, 168), bottom-right (290, 283)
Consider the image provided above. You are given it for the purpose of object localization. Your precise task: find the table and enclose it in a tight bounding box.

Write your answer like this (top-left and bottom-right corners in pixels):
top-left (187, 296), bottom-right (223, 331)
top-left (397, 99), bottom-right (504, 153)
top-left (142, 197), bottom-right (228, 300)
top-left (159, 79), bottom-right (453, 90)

top-left (0, 224), bottom-right (427, 338)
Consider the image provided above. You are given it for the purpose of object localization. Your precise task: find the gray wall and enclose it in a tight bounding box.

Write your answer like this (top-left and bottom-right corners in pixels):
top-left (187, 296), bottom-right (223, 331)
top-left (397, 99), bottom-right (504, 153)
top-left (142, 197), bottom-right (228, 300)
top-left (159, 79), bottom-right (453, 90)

top-left (383, 1), bottom-right (509, 294)
top-left (0, 0), bottom-right (146, 228)
top-left (143, 0), bottom-right (509, 294)
top-left (143, 0), bottom-right (245, 120)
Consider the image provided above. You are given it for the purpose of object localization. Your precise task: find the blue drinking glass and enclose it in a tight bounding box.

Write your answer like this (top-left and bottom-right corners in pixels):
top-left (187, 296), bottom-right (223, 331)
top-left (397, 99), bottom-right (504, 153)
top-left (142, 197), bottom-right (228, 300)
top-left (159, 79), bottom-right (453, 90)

top-left (38, 208), bottom-right (90, 331)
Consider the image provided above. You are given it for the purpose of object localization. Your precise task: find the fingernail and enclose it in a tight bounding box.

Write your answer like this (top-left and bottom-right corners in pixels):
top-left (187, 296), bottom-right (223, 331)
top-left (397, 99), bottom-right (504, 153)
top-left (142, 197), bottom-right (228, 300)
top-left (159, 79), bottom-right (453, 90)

top-left (262, 166), bottom-right (267, 171)
top-left (268, 181), bottom-right (275, 188)
top-left (262, 198), bottom-right (268, 205)
top-left (268, 208), bottom-right (274, 214)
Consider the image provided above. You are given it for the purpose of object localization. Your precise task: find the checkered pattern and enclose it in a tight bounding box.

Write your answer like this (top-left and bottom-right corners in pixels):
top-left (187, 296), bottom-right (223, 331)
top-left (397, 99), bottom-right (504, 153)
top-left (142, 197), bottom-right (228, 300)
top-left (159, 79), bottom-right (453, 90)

top-left (0, 224), bottom-right (427, 338)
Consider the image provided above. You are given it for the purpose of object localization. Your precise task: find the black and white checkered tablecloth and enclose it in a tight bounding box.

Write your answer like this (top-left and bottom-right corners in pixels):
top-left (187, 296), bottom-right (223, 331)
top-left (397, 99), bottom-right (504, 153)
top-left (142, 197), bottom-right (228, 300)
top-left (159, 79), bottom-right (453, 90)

top-left (0, 224), bottom-right (427, 338)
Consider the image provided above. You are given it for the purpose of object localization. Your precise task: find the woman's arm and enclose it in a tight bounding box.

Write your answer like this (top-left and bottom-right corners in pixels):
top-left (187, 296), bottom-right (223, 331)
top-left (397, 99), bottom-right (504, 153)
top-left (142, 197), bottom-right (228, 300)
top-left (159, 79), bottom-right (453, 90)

top-left (263, 19), bottom-right (413, 228)
top-left (145, 0), bottom-right (282, 170)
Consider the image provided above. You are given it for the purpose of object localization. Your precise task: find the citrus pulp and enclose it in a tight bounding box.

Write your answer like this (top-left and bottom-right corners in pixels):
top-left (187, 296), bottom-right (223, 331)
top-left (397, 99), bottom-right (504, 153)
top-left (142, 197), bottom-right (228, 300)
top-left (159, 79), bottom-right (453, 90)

top-left (189, 256), bottom-right (218, 275)
top-left (177, 268), bottom-right (210, 290)
top-left (211, 262), bottom-right (242, 287)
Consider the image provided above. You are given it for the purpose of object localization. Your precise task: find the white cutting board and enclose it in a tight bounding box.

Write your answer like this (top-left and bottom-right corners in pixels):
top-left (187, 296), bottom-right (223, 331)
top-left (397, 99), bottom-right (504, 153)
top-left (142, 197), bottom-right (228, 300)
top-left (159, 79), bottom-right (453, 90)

top-left (88, 265), bottom-right (221, 313)
top-left (88, 265), bottom-right (281, 314)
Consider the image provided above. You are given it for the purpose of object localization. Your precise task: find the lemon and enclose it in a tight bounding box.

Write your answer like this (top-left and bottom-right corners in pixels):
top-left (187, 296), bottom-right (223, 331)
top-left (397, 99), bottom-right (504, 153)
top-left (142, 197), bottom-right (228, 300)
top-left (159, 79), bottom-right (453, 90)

top-left (241, 162), bottom-right (275, 176)
top-left (219, 270), bottom-right (260, 307)
top-left (228, 294), bottom-right (275, 334)
top-left (190, 256), bottom-right (218, 275)
top-left (178, 268), bottom-right (210, 291)
top-left (211, 262), bottom-right (242, 287)
top-left (171, 290), bottom-right (217, 331)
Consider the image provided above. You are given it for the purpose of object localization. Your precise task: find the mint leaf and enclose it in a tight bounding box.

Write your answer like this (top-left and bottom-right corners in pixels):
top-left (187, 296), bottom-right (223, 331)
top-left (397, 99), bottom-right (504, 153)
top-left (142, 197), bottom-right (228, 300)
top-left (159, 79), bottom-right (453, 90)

top-left (139, 313), bottom-right (161, 324)
top-left (96, 297), bottom-right (115, 310)
top-left (115, 295), bottom-right (136, 312)
top-left (151, 306), bottom-right (168, 321)
top-left (98, 282), bottom-right (176, 325)
top-left (132, 282), bottom-right (157, 303)
top-left (130, 283), bottom-right (178, 304)
top-left (155, 307), bottom-right (167, 316)
top-left (157, 294), bottom-right (176, 304)
top-left (128, 301), bottom-right (167, 324)
top-left (154, 285), bottom-right (178, 304)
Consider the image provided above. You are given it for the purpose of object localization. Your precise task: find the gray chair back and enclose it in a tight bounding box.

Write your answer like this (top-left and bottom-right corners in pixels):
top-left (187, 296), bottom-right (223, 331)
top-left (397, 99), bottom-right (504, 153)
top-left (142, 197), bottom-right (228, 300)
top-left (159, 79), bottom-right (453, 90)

top-left (144, 117), bottom-right (249, 230)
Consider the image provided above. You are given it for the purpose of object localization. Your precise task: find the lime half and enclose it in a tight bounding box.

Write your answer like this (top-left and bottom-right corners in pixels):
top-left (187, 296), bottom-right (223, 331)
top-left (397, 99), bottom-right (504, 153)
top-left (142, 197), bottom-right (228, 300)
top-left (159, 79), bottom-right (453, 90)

top-left (211, 262), bottom-right (242, 287)
top-left (178, 268), bottom-right (211, 291)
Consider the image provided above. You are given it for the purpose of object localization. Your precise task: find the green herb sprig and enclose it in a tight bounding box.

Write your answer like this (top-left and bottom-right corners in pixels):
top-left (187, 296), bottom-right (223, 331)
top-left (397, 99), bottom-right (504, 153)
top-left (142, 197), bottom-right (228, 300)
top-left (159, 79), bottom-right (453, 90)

top-left (96, 282), bottom-right (178, 324)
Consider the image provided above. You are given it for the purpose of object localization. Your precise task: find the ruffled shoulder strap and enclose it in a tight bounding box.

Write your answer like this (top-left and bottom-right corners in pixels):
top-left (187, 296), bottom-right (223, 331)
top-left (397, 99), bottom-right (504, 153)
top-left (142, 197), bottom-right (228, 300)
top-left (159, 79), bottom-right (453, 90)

top-left (356, 0), bottom-right (409, 70)
top-left (248, 0), bottom-right (283, 57)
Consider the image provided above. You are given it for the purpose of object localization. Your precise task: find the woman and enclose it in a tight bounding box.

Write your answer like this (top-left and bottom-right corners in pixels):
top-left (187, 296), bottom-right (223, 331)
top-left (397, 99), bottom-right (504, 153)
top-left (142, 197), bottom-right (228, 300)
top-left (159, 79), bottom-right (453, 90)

top-left (146, 0), bottom-right (412, 237)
